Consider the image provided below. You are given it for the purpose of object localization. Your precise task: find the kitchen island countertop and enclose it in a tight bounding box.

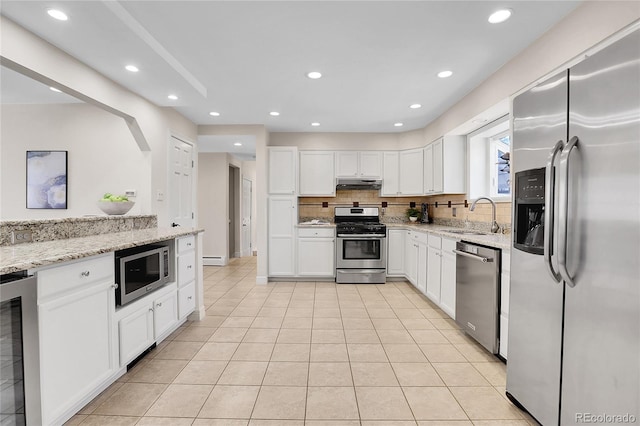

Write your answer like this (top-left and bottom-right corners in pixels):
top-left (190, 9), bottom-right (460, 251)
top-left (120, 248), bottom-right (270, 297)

top-left (0, 227), bottom-right (204, 274)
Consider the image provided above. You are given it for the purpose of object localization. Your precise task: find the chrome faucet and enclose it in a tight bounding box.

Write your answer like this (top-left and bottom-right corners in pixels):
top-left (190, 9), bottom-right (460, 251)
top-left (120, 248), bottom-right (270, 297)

top-left (470, 197), bottom-right (500, 233)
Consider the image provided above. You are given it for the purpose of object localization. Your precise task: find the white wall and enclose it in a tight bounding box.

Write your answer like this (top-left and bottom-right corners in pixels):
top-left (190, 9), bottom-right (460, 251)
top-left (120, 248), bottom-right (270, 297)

top-left (198, 153), bottom-right (229, 262)
top-left (1, 103), bottom-right (148, 220)
top-left (1, 17), bottom-right (198, 225)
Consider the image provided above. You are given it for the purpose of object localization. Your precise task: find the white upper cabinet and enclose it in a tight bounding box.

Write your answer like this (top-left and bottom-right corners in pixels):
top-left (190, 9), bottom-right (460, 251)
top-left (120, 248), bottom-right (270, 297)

top-left (424, 136), bottom-right (466, 194)
top-left (335, 151), bottom-right (359, 177)
top-left (336, 151), bottom-right (383, 178)
top-left (268, 147), bottom-right (298, 195)
top-left (381, 152), bottom-right (400, 196)
top-left (299, 151), bottom-right (335, 196)
top-left (399, 148), bottom-right (424, 195)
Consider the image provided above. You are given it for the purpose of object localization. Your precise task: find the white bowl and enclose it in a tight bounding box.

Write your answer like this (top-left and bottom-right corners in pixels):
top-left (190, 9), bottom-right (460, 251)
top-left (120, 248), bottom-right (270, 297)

top-left (97, 200), bottom-right (135, 215)
top-left (409, 216), bottom-right (418, 222)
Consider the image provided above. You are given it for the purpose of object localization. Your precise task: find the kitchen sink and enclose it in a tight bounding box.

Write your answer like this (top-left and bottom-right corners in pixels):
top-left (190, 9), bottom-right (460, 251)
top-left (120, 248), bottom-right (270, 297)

top-left (446, 230), bottom-right (488, 235)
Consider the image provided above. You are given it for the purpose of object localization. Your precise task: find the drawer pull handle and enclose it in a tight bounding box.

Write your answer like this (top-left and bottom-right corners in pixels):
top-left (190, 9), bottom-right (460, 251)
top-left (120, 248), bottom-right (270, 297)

top-left (156, 302), bottom-right (163, 307)
top-left (149, 308), bottom-right (154, 313)
top-left (81, 271), bottom-right (90, 277)
top-left (187, 265), bottom-right (192, 269)
top-left (187, 243), bottom-right (192, 247)
top-left (188, 296), bottom-right (193, 300)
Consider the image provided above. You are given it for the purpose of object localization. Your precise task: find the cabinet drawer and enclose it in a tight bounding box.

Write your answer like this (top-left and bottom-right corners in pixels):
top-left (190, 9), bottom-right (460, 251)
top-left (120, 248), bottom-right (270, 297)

top-left (38, 254), bottom-right (114, 300)
top-left (442, 237), bottom-right (457, 254)
top-left (414, 232), bottom-right (429, 245)
top-left (298, 227), bottom-right (335, 238)
top-left (177, 235), bottom-right (196, 254)
top-left (428, 234), bottom-right (442, 249)
top-left (178, 253), bottom-right (196, 287)
top-left (178, 281), bottom-right (196, 319)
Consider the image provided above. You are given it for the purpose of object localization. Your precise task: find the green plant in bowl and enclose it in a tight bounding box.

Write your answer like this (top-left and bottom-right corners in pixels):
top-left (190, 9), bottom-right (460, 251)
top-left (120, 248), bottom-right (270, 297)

top-left (405, 207), bottom-right (422, 222)
top-left (97, 193), bottom-right (134, 215)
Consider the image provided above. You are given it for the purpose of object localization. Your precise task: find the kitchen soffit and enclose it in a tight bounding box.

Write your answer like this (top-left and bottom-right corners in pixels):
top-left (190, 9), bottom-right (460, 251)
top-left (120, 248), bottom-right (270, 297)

top-left (0, 1), bottom-right (581, 133)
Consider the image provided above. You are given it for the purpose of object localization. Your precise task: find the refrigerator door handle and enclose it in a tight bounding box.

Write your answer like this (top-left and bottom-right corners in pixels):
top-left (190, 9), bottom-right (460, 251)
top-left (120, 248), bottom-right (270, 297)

top-left (557, 136), bottom-right (579, 287)
top-left (544, 140), bottom-right (564, 283)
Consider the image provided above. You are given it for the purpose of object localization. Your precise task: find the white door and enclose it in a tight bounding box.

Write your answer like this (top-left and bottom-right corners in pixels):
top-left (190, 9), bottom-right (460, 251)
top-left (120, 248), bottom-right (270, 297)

top-left (169, 136), bottom-right (194, 227)
top-left (242, 177), bottom-right (252, 257)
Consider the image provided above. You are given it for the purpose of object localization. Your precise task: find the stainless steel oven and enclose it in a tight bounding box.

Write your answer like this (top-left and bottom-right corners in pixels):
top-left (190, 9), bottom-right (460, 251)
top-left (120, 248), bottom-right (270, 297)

top-left (336, 235), bottom-right (386, 269)
top-left (335, 207), bottom-right (387, 284)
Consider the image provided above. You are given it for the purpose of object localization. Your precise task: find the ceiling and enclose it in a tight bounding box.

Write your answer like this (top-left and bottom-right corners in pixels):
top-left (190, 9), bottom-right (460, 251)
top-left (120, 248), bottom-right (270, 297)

top-left (0, 65), bottom-right (81, 105)
top-left (1, 1), bottom-right (581, 135)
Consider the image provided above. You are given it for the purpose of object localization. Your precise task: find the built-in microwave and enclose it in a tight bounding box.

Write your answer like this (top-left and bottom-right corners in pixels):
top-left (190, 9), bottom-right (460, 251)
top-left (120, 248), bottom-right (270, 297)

top-left (115, 243), bottom-right (172, 306)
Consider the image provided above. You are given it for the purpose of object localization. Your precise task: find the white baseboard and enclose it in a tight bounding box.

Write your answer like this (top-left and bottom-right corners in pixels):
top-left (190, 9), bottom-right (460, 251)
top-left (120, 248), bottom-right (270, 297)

top-left (255, 275), bottom-right (268, 285)
top-left (203, 256), bottom-right (226, 266)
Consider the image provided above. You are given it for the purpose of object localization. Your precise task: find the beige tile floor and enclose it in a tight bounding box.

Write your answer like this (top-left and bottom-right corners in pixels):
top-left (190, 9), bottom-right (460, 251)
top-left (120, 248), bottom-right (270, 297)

top-left (66, 257), bottom-right (537, 426)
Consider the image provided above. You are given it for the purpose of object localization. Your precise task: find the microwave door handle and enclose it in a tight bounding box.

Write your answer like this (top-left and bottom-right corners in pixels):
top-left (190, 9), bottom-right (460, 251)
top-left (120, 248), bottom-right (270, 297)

top-left (544, 140), bottom-right (564, 283)
top-left (557, 136), bottom-right (579, 287)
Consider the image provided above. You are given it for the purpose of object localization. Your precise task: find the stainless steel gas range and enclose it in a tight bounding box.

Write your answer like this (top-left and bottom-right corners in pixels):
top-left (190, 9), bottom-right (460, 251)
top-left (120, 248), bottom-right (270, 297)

top-left (335, 207), bottom-right (387, 284)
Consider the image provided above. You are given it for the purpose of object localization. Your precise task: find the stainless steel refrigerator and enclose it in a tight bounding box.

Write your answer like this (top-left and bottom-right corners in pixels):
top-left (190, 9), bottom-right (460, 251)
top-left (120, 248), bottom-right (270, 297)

top-left (506, 29), bottom-right (639, 426)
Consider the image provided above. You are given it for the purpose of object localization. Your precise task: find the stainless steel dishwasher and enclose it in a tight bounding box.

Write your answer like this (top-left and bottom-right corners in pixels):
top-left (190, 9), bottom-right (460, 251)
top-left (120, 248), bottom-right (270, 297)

top-left (454, 241), bottom-right (501, 354)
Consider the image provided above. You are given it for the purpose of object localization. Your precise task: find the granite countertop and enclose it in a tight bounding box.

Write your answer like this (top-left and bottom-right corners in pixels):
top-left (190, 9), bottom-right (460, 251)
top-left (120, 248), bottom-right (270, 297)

top-left (386, 223), bottom-right (511, 250)
top-left (0, 227), bottom-right (204, 274)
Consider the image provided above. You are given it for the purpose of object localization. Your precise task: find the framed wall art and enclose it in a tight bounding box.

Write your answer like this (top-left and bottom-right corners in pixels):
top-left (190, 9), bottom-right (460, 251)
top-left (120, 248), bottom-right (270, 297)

top-left (26, 150), bottom-right (68, 209)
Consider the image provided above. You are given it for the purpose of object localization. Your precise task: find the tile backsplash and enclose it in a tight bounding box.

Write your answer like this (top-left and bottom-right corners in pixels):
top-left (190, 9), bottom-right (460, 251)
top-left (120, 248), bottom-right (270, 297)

top-left (299, 190), bottom-right (511, 232)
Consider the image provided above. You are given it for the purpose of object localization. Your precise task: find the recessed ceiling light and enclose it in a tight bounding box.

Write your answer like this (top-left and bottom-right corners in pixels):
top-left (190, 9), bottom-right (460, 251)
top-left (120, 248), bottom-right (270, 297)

top-left (410, 104), bottom-right (422, 109)
top-left (49, 87), bottom-right (62, 93)
top-left (311, 122), bottom-right (320, 127)
top-left (488, 9), bottom-right (512, 24)
top-left (307, 71), bottom-right (322, 79)
top-left (167, 94), bottom-right (178, 100)
top-left (269, 111), bottom-right (280, 116)
top-left (437, 70), bottom-right (453, 78)
top-left (47, 9), bottom-right (68, 21)
top-left (234, 142), bottom-right (242, 146)
top-left (394, 122), bottom-right (404, 127)
top-left (125, 65), bottom-right (139, 73)
top-left (209, 111), bottom-right (220, 116)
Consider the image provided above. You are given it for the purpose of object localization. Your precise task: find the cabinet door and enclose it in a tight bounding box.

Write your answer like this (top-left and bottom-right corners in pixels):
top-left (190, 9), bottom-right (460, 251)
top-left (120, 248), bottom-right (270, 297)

top-left (178, 251), bottom-right (196, 287)
top-left (423, 144), bottom-right (434, 193)
top-left (441, 135), bottom-right (466, 194)
top-left (335, 151), bottom-right (359, 177)
top-left (440, 239), bottom-right (457, 319)
top-left (299, 151), bottom-right (335, 196)
top-left (268, 196), bottom-right (297, 275)
top-left (268, 147), bottom-right (297, 194)
top-left (381, 152), bottom-right (399, 196)
top-left (359, 152), bottom-right (382, 178)
top-left (416, 242), bottom-right (428, 295)
top-left (298, 238), bottom-right (335, 276)
top-left (119, 303), bottom-right (154, 366)
top-left (178, 281), bottom-right (196, 319)
top-left (432, 139), bottom-right (444, 193)
top-left (426, 246), bottom-right (442, 304)
top-left (399, 149), bottom-right (424, 195)
top-left (387, 229), bottom-right (405, 275)
top-left (404, 232), bottom-right (419, 285)
top-left (39, 280), bottom-right (115, 425)
top-left (153, 290), bottom-right (178, 339)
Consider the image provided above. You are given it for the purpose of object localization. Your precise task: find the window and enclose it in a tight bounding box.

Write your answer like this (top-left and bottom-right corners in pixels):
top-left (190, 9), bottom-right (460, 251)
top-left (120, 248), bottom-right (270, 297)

top-left (490, 131), bottom-right (511, 197)
top-left (467, 115), bottom-right (511, 200)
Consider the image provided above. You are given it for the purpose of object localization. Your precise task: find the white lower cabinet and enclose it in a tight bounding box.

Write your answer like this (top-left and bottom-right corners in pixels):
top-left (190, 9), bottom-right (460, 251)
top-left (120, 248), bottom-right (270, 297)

top-left (297, 228), bottom-right (335, 277)
top-left (426, 244), bottom-right (442, 304)
top-left (37, 254), bottom-right (117, 426)
top-left (404, 231), bottom-right (419, 286)
top-left (178, 281), bottom-right (196, 320)
top-left (439, 238), bottom-right (457, 319)
top-left (118, 285), bottom-right (179, 366)
top-left (387, 229), bottom-right (405, 275)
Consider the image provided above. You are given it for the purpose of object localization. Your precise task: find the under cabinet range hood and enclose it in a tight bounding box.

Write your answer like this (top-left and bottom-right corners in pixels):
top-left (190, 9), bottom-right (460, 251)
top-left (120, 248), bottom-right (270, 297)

top-left (336, 178), bottom-right (382, 190)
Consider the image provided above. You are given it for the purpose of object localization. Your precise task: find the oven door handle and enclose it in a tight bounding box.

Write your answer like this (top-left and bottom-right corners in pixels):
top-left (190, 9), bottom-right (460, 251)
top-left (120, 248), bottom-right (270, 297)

top-left (337, 234), bottom-right (386, 238)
